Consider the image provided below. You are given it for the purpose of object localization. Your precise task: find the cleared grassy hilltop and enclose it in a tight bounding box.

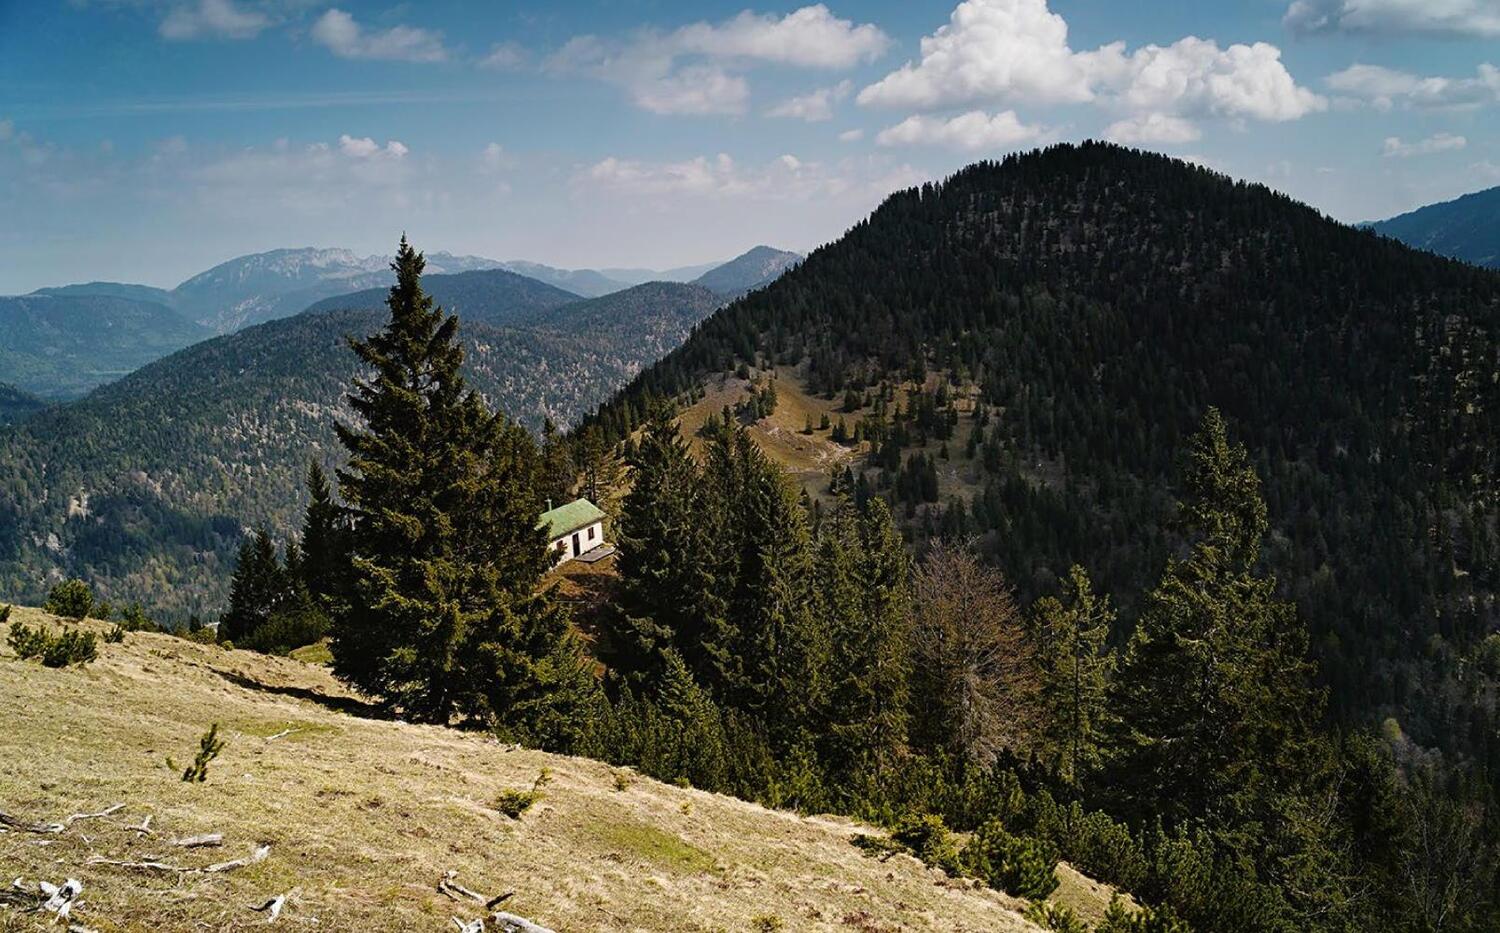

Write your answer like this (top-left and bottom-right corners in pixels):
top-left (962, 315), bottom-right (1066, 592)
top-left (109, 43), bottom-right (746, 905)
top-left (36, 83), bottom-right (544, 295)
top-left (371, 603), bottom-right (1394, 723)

top-left (0, 607), bottom-right (1051, 932)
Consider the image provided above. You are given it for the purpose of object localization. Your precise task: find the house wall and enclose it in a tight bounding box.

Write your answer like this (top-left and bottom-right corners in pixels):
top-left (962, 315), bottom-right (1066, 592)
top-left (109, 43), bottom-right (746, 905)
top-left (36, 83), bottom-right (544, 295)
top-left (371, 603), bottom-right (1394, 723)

top-left (549, 521), bottom-right (604, 562)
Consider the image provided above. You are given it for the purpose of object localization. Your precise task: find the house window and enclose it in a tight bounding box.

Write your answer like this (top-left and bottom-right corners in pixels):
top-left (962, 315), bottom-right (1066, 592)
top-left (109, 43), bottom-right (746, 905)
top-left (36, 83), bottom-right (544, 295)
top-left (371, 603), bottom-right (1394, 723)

top-left (588, 526), bottom-right (596, 541)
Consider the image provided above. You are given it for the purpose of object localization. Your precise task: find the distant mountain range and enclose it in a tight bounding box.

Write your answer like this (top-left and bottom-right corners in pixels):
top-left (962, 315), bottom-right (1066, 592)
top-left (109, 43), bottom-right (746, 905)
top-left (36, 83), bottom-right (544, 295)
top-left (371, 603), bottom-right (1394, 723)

top-left (0, 274), bottom-right (724, 617)
top-left (1370, 184), bottom-right (1500, 269)
top-left (1, 244), bottom-right (799, 402)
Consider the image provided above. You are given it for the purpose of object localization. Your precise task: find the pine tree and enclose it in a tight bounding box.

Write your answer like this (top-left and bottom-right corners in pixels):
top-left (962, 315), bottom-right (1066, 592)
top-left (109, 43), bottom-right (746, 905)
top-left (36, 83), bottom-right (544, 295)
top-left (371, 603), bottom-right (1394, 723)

top-left (538, 418), bottom-right (575, 508)
top-left (220, 529), bottom-right (291, 643)
top-left (299, 460), bottom-right (347, 606)
top-left (1109, 408), bottom-right (1325, 837)
top-left (331, 236), bottom-right (591, 728)
top-left (1031, 564), bottom-right (1115, 789)
top-left (613, 405), bottom-right (712, 684)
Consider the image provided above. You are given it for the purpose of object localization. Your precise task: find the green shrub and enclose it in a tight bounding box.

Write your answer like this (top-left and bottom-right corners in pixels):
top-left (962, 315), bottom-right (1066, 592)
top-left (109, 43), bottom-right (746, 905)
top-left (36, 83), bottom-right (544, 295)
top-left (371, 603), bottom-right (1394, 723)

top-left (92, 600), bottom-right (113, 621)
top-left (7, 622), bottom-right (98, 667)
top-left (496, 769), bottom-right (552, 819)
top-left (1096, 895), bottom-right (1193, 933)
top-left (44, 579), bottom-right (94, 620)
top-left (244, 607), bottom-right (330, 655)
top-left (962, 819), bottom-right (1060, 900)
top-left (105, 624), bottom-right (126, 644)
top-left (0, 604), bottom-right (11, 624)
top-left (890, 812), bottom-right (963, 875)
top-left (117, 603), bottom-right (160, 632)
top-left (1024, 901), bottom-right (1088, 933)
top-left (178, 723), bottom-right (226, 782)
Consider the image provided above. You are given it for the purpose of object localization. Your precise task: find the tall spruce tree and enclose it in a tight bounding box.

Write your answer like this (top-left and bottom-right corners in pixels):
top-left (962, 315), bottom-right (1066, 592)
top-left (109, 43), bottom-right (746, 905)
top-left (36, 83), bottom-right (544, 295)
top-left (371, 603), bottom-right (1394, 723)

top-left (299, 460), bottom-right (347, 607)
top-left (1108, 408), bottom-right (1325, 837)
top-left (331, 236), bottom-right (592, 728)
top-left (613, 405), bottom-right (713, 685)
top-left (220, 529), bottom-right (292, 643)
top-left (1031, 564), bottom-right (1115, 789)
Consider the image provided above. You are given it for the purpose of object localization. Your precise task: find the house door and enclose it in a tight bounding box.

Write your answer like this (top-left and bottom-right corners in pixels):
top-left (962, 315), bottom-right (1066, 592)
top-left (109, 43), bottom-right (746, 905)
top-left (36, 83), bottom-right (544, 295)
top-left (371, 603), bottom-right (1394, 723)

top-left (571, 532), bottom-right (581, 555)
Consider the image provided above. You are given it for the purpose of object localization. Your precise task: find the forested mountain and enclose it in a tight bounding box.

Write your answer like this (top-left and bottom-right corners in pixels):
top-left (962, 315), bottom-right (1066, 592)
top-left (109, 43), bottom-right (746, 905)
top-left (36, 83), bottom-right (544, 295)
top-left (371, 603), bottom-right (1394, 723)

top-left (301, 267), bottom-right (580, 324)
top-left (691, 245), bottom-right (802, 296)
top-left (599, 260), bottom-right (722, 285)
top-left (0, 383), bottom-right (45, 424)
top-left (0, 293), bottom-right (212, 398)
top-left (0, 274), bottom-right (721, 617)
top-left (30, 281), bottom-right (179, 307)
top-left (1372, 184), bottom-right (1500, 268)
top-left (583, 142), bottom-right (1500, 781)
top-left (496, 259), bottom-right (631, 297)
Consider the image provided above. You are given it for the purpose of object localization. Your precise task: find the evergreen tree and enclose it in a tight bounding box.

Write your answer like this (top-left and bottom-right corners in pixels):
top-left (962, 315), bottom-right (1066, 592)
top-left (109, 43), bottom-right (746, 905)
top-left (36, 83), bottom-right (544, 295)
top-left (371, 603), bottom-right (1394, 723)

top-left (299, 460), bottom-right (347, 606)
top-left (1031, 564), bottom-right (1115, 789)
top-left (1109, 409), bottom-right (1325, 838)
top-left (538, 418), bottom-right (575, 508)
top-left (331, 236), bottom-right (591, 728)
top-left (613, 405), bottom-right (713, 684)
top-left (220, 529), bottom-right (291, 643)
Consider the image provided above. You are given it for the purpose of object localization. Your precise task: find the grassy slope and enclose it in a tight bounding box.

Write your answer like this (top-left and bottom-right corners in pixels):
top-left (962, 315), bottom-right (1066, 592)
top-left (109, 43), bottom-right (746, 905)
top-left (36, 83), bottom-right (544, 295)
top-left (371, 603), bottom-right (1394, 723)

top-left (0, 606), bottom-right (1044, 932)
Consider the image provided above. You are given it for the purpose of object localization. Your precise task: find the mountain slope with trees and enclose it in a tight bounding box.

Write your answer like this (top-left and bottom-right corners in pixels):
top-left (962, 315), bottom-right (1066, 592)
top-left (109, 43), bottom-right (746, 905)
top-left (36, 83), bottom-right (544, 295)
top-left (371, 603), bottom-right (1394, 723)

top-left (0, 293), bottom-right (213, 399)
top-left (0, 383), bottom-right (46, 425)
top-left (1372, 184), bottom-right (1500, 268)
top-left (301, 267), bottom-right (581, 325)
top-left (691, 245), bottom-right (802, 296)
top-left (0, 275), bottom-right (716, 617)
top-left (582, 142), bottom-right (1500, 786)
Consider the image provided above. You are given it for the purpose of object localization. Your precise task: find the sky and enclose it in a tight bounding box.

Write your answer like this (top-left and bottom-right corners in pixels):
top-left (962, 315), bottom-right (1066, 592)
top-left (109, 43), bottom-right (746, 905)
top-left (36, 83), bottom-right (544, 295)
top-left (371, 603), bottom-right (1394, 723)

top-left (2, 0), bottom-right (1499, 293)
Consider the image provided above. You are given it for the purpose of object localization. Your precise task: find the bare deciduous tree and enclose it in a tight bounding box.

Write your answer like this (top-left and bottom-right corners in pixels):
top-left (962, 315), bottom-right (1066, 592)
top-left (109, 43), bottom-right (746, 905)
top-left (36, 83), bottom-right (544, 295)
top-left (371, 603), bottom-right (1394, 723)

top-left (909, 542), bottom-right (1040, 766)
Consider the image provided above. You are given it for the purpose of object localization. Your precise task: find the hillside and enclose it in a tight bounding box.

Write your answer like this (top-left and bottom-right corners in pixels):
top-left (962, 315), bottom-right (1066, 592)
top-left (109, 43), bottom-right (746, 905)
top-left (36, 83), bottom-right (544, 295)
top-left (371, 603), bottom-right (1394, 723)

top-left (583, 142), bottom-right (1500, 777)
top-left (30, 280), bottom-right (179, 307)
top-left (1371, 185), bottom-right (1500, 268)
top-left (0, 382), bottom-right (46, 425)
top-left (302, 268), bottom-right (582, 325)
top-left (0, 607), bottom-right (1048, 932)
top-left (691, 245), bottom-right (802, 297)
top-left (0, 276), bottom-right (721, 618)
top-left (0, 293), bottom-right (213, 399)
top-left (498, 260), bottom-right (632, 298)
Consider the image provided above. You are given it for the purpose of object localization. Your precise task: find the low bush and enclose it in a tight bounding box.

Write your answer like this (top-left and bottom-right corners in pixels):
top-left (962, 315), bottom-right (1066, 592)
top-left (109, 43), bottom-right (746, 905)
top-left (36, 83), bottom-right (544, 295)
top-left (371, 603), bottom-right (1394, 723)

top-left (890, 812), bottom-right (963, 875)
top-left (43, 579), bottom-right (94, 620)
top-left (7, 622), bottom-right (98, 668)
top-left (496, 769), bottom-right (552, 819)
top-left (961, 819), bottom-right (1060, 900)
top-left (175, 723), bottom-right (226, 782)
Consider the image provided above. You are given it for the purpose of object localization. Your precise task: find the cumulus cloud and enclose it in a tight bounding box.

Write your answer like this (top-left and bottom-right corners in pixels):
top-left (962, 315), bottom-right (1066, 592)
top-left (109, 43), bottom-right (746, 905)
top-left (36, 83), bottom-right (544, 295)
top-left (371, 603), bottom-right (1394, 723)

top-left (311, 9), bottom-right (447, 63)
top-left (1326, 62), bottom-right (1500, 110)
top-left (766, 80), bottom-right (852, 121)
top-left (1284, 0), bottom-right (1500, 38)
top-left (1103, 112), bottom-right (1202, 144)
top-left (337, 134), bottom-right (409, 159)
top-left (549, 5), bottom-right (888, 116)
top-left (576, 150), bottom-right (918, 204)
top-left (858, 0), bottom-right (1323, 141)
top-left (159, 0), bottom-right (269, 40)
top-left (838, 128), bottom-right (865, 142)
top-left (1382, 133), bottom-right (1468, 158)
top-left (875, 110), bottom-right (1044, 152)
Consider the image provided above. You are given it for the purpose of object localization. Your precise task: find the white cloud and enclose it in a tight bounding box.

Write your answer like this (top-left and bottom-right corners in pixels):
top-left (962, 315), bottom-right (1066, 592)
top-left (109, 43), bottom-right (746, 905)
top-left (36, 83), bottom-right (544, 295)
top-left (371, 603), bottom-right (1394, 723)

top-left (634, 65), bottom-right (750, 116)
top-left (480, 41), bottom-right (528, 70)
top-left (858, 0), bottom-right (1323, 137)
top-left (766, 80), bottom-right (852, 121)
top-left (310, 9), bottom-right (447, 63)
top-left (1326, 63), bottom-right (1500, 110)
top-left (1103, 112), bottom-right (1202, 144)
top-left (1284, 0), bottom-right (1500, 38)
top-left (666, 5), bottom-right (890, 69)
top-left (576, 150), bottom-right (914, 204)
top-left (1382, 133), bottom-right (1468, 158)
top-left (838, 128), bottom-right (865, 142)
top-left (876, 110), bottom-right (1044, 152)
top-left (549, 6), bottom-right (888, 116)
top-left (338, 134), bottom-right (409, 159)
top-left (481, 142), bottom-right (512, 171)
top-left (159, 0), bottom-right (269, 40)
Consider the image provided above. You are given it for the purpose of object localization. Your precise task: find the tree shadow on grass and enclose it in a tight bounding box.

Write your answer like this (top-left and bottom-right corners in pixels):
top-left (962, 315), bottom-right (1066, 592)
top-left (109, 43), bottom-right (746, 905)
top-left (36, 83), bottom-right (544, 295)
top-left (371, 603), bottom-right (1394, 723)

top-left (213, 668), bottom-right (388, 720)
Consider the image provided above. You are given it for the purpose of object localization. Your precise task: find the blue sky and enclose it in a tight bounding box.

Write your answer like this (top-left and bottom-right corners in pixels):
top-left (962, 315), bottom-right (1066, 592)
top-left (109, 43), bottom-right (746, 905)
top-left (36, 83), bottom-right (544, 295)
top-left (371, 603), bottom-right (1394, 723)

top-left (2, 0), bottom-right (1498, 292)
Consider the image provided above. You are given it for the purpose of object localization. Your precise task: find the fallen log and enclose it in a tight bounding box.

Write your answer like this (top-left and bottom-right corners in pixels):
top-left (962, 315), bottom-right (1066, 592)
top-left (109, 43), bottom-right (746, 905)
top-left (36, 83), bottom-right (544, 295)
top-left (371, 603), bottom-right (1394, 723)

top-left (437, 870), bottom-right (487, 905)
top-left (0, 810), bottom-right (64, 834)
top-left (249, 893), bottom-right (286, 922)
top-left (171, 833), bottom-right (223, 849)
top-left (65, 804), bottom-right (124, 825)
top-left (490, 911), bottom-right (555, 933)
top-left (87, 844), bottom-right (270, 875)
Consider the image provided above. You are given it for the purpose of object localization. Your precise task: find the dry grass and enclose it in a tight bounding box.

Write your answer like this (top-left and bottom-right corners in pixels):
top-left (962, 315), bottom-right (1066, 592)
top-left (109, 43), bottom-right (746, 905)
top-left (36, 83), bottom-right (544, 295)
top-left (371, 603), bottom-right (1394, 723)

top-left (1, 606), bottom-right (1040, 932)
top-left (1049, 862), bottom-right (1135, 928)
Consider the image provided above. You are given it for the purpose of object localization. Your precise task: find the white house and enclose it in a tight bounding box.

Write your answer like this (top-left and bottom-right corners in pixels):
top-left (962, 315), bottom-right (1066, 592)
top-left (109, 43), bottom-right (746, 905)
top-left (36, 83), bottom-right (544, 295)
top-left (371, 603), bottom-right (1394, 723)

top-left (539, 498), bottom-right (608, 564)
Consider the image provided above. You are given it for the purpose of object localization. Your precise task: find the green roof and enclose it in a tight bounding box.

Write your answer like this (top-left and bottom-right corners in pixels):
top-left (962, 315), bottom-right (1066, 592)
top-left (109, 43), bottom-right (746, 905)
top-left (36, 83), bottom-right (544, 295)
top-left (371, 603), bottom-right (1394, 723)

top-left (539, 498), bottom-right (606, 540)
